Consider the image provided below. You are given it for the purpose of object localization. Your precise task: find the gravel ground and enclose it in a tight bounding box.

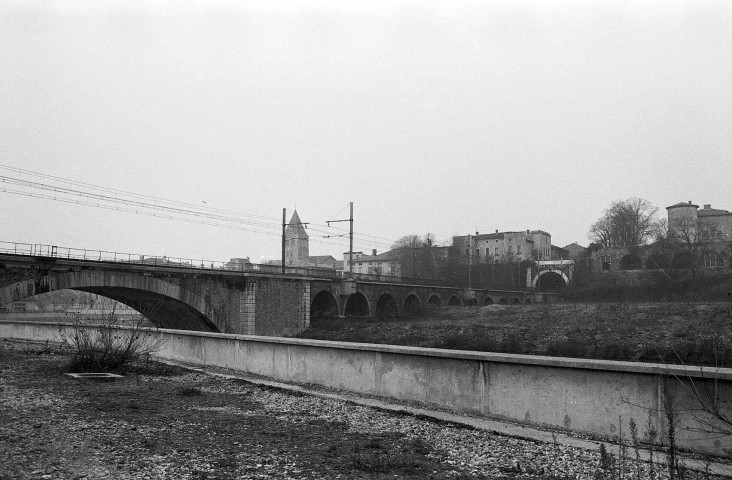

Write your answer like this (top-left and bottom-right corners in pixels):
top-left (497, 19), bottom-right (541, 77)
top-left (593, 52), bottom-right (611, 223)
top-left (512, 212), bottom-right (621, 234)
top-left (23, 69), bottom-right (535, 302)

top-left (1, 340), bottom-right (728, 479)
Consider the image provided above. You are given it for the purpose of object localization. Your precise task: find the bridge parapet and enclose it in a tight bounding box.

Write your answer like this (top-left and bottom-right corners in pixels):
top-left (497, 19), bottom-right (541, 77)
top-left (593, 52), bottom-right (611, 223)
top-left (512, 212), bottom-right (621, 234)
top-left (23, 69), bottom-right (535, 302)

top-left (2, 245), bottom-right (553, 335)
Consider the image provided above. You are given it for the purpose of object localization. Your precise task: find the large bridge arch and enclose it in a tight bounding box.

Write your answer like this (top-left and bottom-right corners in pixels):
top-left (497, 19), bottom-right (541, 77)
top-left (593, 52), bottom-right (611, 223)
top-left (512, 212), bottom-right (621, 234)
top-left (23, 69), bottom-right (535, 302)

top-left (0, 271), bottom-right (218, 331)
top-left (310, 290), bottom-right (339, 320)
top-left (344, 291), bottom-right (370, 317)
top-left (375, 293), bottom-right (398, 319)
top-left (447, 295), bottom-right (462, 306)
top-left (427, 294), bottom-right (441, 306)
top-left (403, 293), bottom-right (422, 316)
top-left (646, 253), bottom-right (670, 270)
top-left (532, 270), bottom-right (569, 290)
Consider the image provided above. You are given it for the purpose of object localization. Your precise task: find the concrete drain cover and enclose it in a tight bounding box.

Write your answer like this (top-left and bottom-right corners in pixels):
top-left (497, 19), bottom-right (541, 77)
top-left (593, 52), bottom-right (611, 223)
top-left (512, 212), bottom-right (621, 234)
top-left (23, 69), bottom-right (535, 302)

top-left (66, 373), bottom-right (124, 381)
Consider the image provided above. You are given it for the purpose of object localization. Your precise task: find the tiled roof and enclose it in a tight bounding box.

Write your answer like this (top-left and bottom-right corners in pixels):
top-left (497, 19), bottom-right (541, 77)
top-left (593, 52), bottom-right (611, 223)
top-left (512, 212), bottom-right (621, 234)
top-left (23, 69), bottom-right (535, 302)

top-left (475, 233), bottom-right (504, 240)
top-left (308, 255), bottom-right (336, 263)
top-left (285, 210), bottom-right (308, 238)
top-left (698, 208), bottom-right (730, 216)
top-left (351, 249), bottom-right (402, 263)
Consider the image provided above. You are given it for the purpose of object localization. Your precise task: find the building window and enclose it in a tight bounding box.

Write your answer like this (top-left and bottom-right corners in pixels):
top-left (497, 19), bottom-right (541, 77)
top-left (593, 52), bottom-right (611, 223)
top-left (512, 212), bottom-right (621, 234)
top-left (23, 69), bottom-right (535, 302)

top-left (476, 248), bottom-right (480, 258)
top-left (517, 246), bottom-right (522, 254)
top-left (704, 252), bottom-right (722, 268)
top-left (494, 247), bottom-right (499, 255)
top-left (601, 255), bottom-right (612, 271)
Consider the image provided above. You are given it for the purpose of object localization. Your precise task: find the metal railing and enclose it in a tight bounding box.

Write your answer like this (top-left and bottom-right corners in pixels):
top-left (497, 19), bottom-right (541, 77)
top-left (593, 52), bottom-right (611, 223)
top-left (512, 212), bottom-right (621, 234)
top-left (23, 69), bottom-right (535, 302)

top-left (0, 240), bottom-right (340, 278)
top-left (0, 240), bottom-right (532, 291)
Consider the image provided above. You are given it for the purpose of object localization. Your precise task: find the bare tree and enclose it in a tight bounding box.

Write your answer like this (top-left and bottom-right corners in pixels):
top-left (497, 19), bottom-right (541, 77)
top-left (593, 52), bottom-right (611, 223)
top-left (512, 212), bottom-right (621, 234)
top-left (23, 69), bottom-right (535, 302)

top-left (391, 234), bottom-right (425, 250)
top-left (390, 233), bottom-right (441, 279)
top-left (666, 217), bottom-right (721, 275)
top-left (589, 197), bottom-right (659, 247)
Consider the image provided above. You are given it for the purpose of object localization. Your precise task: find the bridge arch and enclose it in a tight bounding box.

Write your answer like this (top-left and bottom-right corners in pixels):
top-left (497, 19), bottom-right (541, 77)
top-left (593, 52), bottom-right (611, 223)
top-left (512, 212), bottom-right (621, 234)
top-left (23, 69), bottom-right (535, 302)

top-left (447, 295), bottom-right (462, 306)
top-left (620, 254), bottom-right (643, 270)
top-left (0, 271), bottom-right (218, 331)
top-left (512, 297), bottom-right (521, 304)
top-left (483, 296), bottom-right (493, 305)
top-left (403, 293), bottom-right (422, 316)
top-left (376, 293), bottom-right (398, 319)
top-left (532, 270), bottom-right (569, 290)
top-left (427, 294), bottom-right (441, 306)
top-left (344, 292), bottom-right (370, 317)
top-left (310, 290), bottom-right (339, 320)
top-left (498, 297), bottom-right (508, 305)
top-left (646, 253), bottom-right (669, 270)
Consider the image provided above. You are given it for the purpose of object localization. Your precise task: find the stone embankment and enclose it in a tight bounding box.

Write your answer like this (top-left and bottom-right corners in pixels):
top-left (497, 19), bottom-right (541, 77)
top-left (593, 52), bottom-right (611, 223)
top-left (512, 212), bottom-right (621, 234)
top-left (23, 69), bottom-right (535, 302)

top-left (2, 340), bottom-right (731, 479)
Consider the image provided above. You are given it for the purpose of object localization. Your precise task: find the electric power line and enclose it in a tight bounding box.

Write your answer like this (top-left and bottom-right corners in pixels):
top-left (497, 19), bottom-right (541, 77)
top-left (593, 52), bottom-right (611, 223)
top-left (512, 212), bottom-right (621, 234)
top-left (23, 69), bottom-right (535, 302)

top-left (1, 165), bottom-right (412, 251)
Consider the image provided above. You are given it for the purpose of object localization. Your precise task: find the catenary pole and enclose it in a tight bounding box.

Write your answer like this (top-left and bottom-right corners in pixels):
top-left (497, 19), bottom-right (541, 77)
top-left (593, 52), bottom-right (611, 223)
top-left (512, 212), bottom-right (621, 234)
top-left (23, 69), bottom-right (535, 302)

top-left (326, 202), bottom-right (354, 275)
top-left (281, 208), bottom-right (286, 274)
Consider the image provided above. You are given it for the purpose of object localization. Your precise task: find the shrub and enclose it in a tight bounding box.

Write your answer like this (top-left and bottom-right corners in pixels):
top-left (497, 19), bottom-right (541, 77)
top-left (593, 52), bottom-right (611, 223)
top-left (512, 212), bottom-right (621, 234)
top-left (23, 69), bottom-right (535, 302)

top-left (440, 332), bottom-right (497, 352)
top-left (498, 333), bottom-right (525, 354)
top-left (595, 341), bottom-right (634, 361)
top-left (57, 309), bottom-right (163, 373)
top-left (546, 339), bottom-right (587, 358)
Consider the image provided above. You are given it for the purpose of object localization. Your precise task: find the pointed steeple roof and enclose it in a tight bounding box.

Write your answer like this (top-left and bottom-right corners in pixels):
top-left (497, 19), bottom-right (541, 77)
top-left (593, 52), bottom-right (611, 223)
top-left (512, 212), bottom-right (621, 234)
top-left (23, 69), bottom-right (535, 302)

top-left (286, 210), bottom-right (308, 238)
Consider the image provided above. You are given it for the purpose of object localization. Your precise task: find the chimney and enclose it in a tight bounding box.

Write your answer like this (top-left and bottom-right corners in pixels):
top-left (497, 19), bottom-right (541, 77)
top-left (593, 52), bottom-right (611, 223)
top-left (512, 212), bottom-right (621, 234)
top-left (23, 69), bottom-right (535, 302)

top-left (527, 229), bottom-right (530, 235)
top-left (372, 249), bottom-right (377, 256)
top-left (688, 200), bottom-right (692, 204)
top-left (495, 229), bottom-right (498, 234)
top-left (704, 204), bottom-right (711, 209)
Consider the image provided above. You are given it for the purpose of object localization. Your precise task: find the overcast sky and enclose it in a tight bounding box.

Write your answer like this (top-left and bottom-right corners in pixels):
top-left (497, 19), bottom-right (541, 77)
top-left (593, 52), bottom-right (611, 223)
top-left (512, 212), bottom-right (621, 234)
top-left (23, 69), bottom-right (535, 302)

top-left (1, 0), bottom-right (730, 263)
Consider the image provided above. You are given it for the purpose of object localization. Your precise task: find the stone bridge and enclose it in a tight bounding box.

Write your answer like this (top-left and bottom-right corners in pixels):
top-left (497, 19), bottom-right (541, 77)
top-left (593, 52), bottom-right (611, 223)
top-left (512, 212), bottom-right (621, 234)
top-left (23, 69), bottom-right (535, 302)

top-left (529, 260), bottom-right (574, 290)
top-left (0, 253), bottom-right (546, 336)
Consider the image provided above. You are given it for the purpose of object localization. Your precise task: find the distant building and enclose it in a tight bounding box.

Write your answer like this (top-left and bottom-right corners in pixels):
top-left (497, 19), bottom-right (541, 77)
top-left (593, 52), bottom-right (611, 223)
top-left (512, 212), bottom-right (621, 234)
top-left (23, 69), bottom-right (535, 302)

top-left (551, 245), bottom-right (570, 260)
top-left (307, 255), bottom-right (339, 269)
top-left (0, 301), bottom-right (40, 313)
top-left (224, 257), bottom-right (252, 271)
top-left (452, 230), bottom-right (552, 264)
top-left (667, 201), bottom-right (732, 242)
top-left (285, 210), bottom-right (310, 266)
top-left (562, 242), bottom-right (588, 260)
top-left (589, 201), bottom-right (732, 274)
top-left (343, 249), bottom-right (402, 277)
top-left (282, 210), bottom-right (340, 269)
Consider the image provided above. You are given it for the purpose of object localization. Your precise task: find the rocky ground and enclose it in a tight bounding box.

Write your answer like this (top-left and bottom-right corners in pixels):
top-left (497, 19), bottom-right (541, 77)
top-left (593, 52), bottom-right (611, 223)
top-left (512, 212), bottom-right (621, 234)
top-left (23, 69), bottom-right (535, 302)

top-left (1, 339), bottom-right (729, 480)
top-left (298, 302), bottom-right (732, 366)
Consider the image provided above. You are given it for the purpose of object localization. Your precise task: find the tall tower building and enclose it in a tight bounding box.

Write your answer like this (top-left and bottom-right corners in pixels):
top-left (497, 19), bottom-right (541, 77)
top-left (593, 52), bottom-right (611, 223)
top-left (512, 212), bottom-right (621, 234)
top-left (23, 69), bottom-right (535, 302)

top-left (285, 210), bottom-right (309, 266)
top-left (666, 201), bottom-right (698, 241)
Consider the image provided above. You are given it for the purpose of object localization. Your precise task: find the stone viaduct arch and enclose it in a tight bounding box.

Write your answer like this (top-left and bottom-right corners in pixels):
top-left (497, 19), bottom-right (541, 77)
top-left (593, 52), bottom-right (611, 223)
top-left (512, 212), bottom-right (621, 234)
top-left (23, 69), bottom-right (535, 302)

top-left (309, 281), bottom-right (485, 319)
top-left (448, 295), bottom-right (462, 306)
top-left (375, 293), bottom-right (399, 318)
top-left (646, 253), bottom-right (670, 270)
top-left (427, 294), bottom-right (441, 306)
top-left (531, 270), bottom-right (569, 289)
top-left (310, 290), bottom-right (339, 320)
top-left (403, 293), bottom-right (422, 316)
top-left (0, 271), bottom-right (218, 331)
top-left (344, 291), bottom-right (370, 317)
top-left (620, 254), bottom-right (643, 270)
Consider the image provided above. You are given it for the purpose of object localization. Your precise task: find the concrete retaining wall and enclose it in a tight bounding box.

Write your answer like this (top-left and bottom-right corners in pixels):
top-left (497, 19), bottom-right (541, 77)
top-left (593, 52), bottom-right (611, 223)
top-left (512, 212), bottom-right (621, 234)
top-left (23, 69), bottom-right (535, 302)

top-left (2, 321), bottom-right (730, 457)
